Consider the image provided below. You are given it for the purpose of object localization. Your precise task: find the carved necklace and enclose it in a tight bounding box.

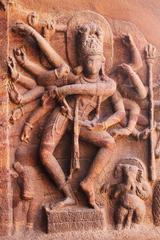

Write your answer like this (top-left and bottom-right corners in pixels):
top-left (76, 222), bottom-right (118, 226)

top-left (81, 75), bottom-right (100, 83)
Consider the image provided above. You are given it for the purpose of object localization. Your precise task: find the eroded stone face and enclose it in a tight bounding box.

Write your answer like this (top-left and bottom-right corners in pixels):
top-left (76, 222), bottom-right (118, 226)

top-left (1, 1), bottom-right (160, 239)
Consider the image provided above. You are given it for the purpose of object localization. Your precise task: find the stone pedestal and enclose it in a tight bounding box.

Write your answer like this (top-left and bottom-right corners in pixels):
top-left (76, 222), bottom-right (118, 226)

top-left (44, 206), bottom-right (106, 233)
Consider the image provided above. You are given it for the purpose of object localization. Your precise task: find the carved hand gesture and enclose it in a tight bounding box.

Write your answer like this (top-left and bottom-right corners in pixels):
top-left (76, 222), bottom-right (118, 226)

top-left (138, 128), bottom-right (150, 140)
top-left (89, 122), bottom-right (105, 131)
top-left (111, 128), bottom-right (131, 139)
top-left (9, 108), bottom-right (23, 124)
top-left (145, 44), bottom-right (156, 65)
top-left (100, 183), bottom-right (110, 194)
top-left (10, 169), bottom-right (19, 179)
top-left (121, 33), bottom-right (134, 48)
top-left (116, 63), bottom-right (132, 74)
top-left (8, 81), bottom-right (21, 104)
top-left (7, 56), bottom-right (19, 81)
top-left (56, 64), bottom-right (70, 78)
top-left (27, 11), bottom-right (39, 28)
top-left (21, 124), bottom-right (32, 143)
top-left (41, 91), bottom-right (51, 106)
top-left (79, 120), bottom-right (93, 128)
top-left (42, 19), bottom-right (56, 39)
top-left (79, 120), bottom-right (104, 131)
top-left (13, 47), bottom-right (27, 66)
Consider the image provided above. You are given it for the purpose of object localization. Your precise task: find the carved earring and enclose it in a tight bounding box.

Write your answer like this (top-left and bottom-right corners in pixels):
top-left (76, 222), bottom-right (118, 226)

top-left (100, 57), bottom-right (106, 76)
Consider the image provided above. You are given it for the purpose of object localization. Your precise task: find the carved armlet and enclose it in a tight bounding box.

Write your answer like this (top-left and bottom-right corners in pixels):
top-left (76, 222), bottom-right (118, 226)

top-left (13, 72), bottom-right (20, 82)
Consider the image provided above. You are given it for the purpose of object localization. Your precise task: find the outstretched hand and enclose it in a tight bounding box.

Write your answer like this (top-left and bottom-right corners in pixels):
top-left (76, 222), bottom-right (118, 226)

top-left (27, 11), bottom-right (39, 29)
top-left (111, 128), bottom-right (131, 139)
top-left (115, 63), bottom-right (132, 74)
top-left (21, 125), bottom-right (32, 143)
top-left (138, 128), bottom-right (150, 140)
top-left (9, 108), bottom-right (23, 124)
top-left (80, 120), bottom-right (105, 131)
top-left (42, 19), bottom-right (56, 39)
top-left (8, 81), bottom-right (21, 104)
top-left (145, 44), bottom-right (156, 65)
top-left (56, 64), bottom-right (70, 78)
top-left (7, 56), bottom-right (18, 81)
top-left (121, 33), bottom-right (134, 48)
top-left (13, 47), bottom-right (27, 66)
top-left (101, 183), bottom-right (110, 194)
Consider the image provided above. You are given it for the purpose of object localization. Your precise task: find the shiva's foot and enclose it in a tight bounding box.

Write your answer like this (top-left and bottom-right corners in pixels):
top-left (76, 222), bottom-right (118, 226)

top-left (50, 196), bottom-right (76, 209)
top-left (80, 179), bottom-right (99, 210)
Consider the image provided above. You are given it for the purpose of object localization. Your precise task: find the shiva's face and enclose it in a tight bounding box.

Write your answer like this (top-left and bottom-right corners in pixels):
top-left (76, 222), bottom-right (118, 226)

top-left (83, 55), bottom-right (103, 76)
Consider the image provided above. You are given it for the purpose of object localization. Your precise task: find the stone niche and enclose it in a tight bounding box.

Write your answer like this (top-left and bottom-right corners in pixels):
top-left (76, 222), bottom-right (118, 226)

top-left (1, 0), bottom-right (160, 240)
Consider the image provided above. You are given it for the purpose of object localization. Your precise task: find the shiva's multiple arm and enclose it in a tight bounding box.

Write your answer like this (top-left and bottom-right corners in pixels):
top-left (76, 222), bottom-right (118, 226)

top-left (8, 71), bottom-right (44, 105)
top-left (8, 56), bottom-right (45, 105)
top-left (21, 97), bottom-right (54, 142)
top-left (13, 22), bottom-right (68, 68)
top-left (80, 90), bottom-right (126, 132)
top-left (101, 90), bottom-right (125, 130)
top-left (111, 98), bottom-right (140, 138)
top-left (14, 73), bottom-right (37, 89)
top-left (54, 78), bottom-right (116, 98)
top-left (109, 35), bottom-right (148, 138)
top-left (13, 47), bottom-right (50, 79)
top-left (13, 23), bottom-right (149, 140)
top-left (123, 34), bottom-right (143, 71)
top-left (25, 103), bottom-right (53, 127)
top-left (119, 64), bottom-right (147, 99)
top-left (115, 34), bottom-right (147, 100)
top-left (123, 98), bottom-right (140, 132)
top-left (112, 98), bottom-right (149, 139)
top-left (14, 46), bottom-right (73, 87)
top-left (19, 86), bottom-right (45, 105)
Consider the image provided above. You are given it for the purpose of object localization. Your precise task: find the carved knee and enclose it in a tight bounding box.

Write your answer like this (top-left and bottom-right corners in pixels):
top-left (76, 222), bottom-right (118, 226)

top-left (40, 146), bottom-right (52, 166)
top-left (133, 204), bottom-right (146, 224)
top-left (102, 137), bottom-right (115, 150)
top-left (115, 206), bottom-right (128, 225)
top-left (40, 137), bottom-right (56, 161)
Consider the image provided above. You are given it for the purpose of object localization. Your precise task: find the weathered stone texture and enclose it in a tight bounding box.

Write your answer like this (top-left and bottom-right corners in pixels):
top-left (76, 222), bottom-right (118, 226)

top-left (45, 207), bottom-right (106, 233)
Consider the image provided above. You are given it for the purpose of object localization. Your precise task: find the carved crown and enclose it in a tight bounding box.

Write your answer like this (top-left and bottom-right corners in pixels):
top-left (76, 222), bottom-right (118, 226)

top-left (76, 22), bottom-right (104, 59)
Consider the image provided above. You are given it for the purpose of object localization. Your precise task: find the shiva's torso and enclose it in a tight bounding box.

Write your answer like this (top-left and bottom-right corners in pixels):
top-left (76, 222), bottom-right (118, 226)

top-left (65, 74), bottom-right (114, 121)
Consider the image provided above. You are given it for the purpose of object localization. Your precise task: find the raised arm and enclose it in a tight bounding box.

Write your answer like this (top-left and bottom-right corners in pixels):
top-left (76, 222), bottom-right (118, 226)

top-left (121, 34), bottom-right (142, 71)
top-left (8, 56), bottom-right (45, 105)
top-left (118, 63), bottom-right (147, 99)
top-left (8, 56), bottom-right (37, 89)
top-left (13, 47), bottom-right (71, 87)
top-left (114, 34), bottom-right (147, 100)
top-left (13, 22), bottom-right (68, 69)
top-left (13, 47), bottom-right (49, 79)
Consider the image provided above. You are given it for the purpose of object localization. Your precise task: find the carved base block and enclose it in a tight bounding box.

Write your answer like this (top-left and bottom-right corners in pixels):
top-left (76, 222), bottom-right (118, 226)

top-left (44, 206), bottom-right (106, 233)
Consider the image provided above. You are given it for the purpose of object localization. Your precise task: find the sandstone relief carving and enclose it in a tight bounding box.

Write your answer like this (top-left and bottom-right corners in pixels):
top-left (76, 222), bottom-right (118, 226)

top-left (3, 6), bottom-right (160, 236)
top-left (101, 158), bottom-right (151, 230)
top-left (11, 162), bottom-right (37, 232)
